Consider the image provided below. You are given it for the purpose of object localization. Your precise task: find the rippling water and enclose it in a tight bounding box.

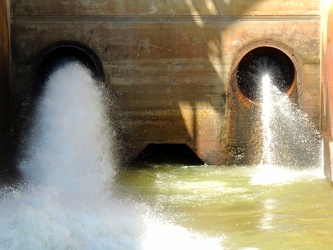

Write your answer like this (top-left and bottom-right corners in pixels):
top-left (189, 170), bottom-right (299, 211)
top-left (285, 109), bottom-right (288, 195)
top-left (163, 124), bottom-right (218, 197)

top-left (115, 164), bottom-right (333, 249)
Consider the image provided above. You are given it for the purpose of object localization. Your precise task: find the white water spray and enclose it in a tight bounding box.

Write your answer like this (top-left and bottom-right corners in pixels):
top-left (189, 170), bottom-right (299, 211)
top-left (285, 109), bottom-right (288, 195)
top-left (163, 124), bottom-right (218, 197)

top-left (260, 74), bottom-right (273, 165)
top-left (251, 54), bottom-right (323, 168)
top-left (252, 60), bottom-right (322, 185)
top-left (19, 62), bottom-right (114, 198)
top-left (0, 62), bottom-right (222, 249)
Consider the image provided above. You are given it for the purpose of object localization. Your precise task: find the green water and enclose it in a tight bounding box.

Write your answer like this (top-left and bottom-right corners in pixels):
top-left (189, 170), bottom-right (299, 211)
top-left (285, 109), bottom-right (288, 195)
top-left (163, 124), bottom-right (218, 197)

top-left (115, 164), bottom-right (333, 250)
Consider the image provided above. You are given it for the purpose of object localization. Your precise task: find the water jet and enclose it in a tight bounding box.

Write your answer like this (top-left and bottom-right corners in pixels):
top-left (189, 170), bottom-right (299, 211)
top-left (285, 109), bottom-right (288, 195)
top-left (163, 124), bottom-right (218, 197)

top-left (32, 40), bottom-right (105, 97)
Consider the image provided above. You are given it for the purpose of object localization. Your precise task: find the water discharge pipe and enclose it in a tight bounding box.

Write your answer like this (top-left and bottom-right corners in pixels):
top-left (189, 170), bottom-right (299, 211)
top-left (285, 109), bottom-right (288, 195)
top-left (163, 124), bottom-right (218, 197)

top-left (236, 47), bottom-right (295, 103)
top-left (32, 41), bottom-right (105, 97)
top-left (230, 40), bottom-right (301, 107)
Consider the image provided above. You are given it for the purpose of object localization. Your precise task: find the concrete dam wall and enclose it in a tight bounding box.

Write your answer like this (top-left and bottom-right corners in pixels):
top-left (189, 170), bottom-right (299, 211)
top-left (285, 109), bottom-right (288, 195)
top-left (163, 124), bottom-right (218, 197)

top-left (8, 0), bottom-right (321, 165)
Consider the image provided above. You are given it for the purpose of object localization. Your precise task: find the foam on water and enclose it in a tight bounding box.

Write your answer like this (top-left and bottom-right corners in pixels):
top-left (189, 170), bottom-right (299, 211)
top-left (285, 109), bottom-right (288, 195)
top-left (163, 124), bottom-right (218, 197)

top-left (0, 62), bottom-right (222, 250)
top-left (250, 164), bottom-right (324, 186)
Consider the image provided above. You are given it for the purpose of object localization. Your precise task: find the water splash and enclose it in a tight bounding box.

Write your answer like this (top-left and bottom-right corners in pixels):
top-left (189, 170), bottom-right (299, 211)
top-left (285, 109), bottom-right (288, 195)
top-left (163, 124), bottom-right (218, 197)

top-left (253, 56), bottom-right (322, 168)
top-left (19, 61), bottom-right (114, 199)
top-left (260, 73), bottom-right (274, 165)
top-left (0, 62), bottom-right (222, 250)
top-left (237, 54), bottom-right (292, 102)
top-left (250, 164), bottom-right (324, 186)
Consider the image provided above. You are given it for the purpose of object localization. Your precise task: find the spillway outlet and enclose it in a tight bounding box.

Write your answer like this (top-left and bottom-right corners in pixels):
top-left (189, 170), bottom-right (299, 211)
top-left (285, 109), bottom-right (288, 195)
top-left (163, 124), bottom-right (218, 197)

top-left (236, 47), bottom-right (295, 103)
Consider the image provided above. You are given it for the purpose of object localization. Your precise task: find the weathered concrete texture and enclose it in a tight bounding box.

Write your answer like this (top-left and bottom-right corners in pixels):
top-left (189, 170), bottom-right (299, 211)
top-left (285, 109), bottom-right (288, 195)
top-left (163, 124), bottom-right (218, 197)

top-left (0, 0), bottom-right (10, 144)
top-left (10, 0), bottom-right (321, 164)
top-left (10, 0), bottom-right (319, 16)
top-left (321, 0), bottom-right (333, 183)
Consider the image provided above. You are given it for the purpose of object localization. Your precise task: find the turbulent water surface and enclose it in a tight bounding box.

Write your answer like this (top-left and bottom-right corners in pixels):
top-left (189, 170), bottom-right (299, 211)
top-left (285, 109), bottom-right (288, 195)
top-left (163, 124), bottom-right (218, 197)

top-left (0, 62), bottom-right (331, 250)
top-left (115, 164), bottom-right (332, 250)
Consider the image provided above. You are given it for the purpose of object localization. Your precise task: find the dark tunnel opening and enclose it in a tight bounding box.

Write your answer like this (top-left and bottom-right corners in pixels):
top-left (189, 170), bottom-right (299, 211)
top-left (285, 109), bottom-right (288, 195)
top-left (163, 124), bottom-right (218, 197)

top-left (131, 144), bottom-right (204, 166)
top-left (32, 41), bottom-right (105, 97)
top-left (236, 47), bottom-right (295, 103)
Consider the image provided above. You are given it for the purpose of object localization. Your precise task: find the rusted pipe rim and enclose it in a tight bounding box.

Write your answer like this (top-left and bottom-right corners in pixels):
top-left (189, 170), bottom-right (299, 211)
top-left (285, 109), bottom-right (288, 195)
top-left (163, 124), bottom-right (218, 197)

top-left (32, 40), bottom-right (104, 97)
top-left (230, 40), bottom-right (301, 106)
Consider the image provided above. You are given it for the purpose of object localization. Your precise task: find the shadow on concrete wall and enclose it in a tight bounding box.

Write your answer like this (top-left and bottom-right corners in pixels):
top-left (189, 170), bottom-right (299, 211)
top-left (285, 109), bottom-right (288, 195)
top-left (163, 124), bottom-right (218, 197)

top-left (116, 0), bottom-right (263, 164)
top-left (175, 0), bottom-right (263, 163)
top-left (10, 0), bottom-right (304, 170)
